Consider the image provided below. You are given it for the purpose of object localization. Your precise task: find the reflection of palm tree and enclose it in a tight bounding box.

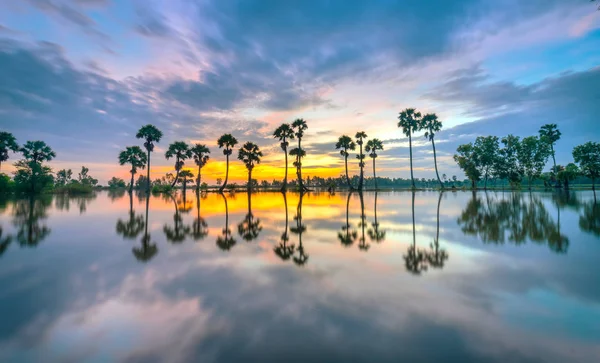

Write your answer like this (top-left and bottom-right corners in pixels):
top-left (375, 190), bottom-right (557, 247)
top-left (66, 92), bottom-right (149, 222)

top-left (13, 196), bottom-right (51, 247)
top-left (0, 226), bottom-right (13, 257)
top-left (357, 192), bottom-right (369, 251)
top-left (191, 192), bottom-right (208, 241)
top-left (338, 192), bottom-right (357, 247)
top-left (427, 192), bottom-right (448, 268)
top-left (133, 196), bottom-right (158, 262)
top-left (368, 192), bottom-right (386, 243)
top-left (164, 193), bottom-right (190, 243)
top-left (403, 192), bottom-right (428, 274)
top-left (216, 193), bottom-right (236, 251)
top-left (116, 192), bottom-right (145, 239)
top-left (237, 191), bottom-right (262, 241)
top-left (291, 193), bottom-right (309, 266)
top-left (274, 192), bottom-right (295, 260)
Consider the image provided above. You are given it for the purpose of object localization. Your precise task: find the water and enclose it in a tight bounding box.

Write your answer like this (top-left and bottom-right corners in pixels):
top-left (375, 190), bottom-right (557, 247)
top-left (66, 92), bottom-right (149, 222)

top-left (0, 190), bottom-right (599, 363)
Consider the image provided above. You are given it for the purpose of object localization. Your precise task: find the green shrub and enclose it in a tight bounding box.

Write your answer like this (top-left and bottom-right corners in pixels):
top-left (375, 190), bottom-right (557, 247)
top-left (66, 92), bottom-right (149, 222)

top-left (0, 173), bottom-right (14, 193)
top-left (54, 182), bottom-right (94, 194)
top-left (152, 184), bottom-right (174, 194)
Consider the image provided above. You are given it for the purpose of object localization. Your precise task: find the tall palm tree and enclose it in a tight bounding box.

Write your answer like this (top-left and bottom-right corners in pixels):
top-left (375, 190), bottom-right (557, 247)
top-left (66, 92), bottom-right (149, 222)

top-left (367, 192), bottom-right (386, 243)
top-left (217, 134), bottom-right (238, 193)
top-left (421, 113), bottom-right (444, 189)
top-left (398, 108), bottom-right (422, 189)
top-left (338, 192), bottom-right (357, 247)
top-left (118, 146), bottom-right (147, 193)
top-left (335, 135), bottom-right (356, 190)
top-left (0, 132), bottom-right (19, 172)
top-left (355, 132), bottom-right (368, 190)
top-left (216, 192), bottom-right (236, 251)
top-left (238, 141), bottom-right (263, 191)
top-left (273, 124), bottom-right (295, 192)
top-left (190, 144), bottom-right (210, 191)
top-left (365, 139), bottom-right (384, 190)
top-left (274, 192), bottom-right (295, 260)
top-left (291, 118), bottom-right (309, 192)
top-left (136, 125), bottom-right (163, 193)
top-left (179, 170), bottom-right (194, 195)
top-left (165, 141), bottom-right (192, 188)
top-left (539, 124), bottom-right (561, 183)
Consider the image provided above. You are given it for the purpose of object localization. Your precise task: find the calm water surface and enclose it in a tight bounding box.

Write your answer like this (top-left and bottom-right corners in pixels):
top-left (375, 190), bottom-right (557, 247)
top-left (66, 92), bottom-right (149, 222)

top-left (0, 190), bottom-right (599, 363)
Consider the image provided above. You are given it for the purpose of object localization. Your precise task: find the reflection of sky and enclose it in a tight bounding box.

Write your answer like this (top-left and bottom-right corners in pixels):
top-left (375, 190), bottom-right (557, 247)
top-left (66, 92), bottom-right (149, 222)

top-left (0, 191), bottom-right (599, 362)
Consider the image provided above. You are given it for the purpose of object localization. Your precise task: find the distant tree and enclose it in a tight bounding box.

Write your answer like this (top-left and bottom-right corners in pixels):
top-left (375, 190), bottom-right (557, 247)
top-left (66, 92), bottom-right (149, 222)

top-left (355, 131), bottom-right (368, 190)
top-left (136, 124), bottom-right (163, 193)
top-left (217, 134), bottom-right (238, 193)
top-left (539, 124), bottom-right (561, 181)
top-left (273, 123), bottom-right (295, 192)
top-left (165, 141), bottom-right (192, 188)
top-left (237, 142), bottom-right (262, 191)
top-left (21, 141), bottom-right (56, 164)
top-left (573, 141), bottom-right (600, 190)
top-left (119, 146), bottom-right (147, 192)
top-left (291, 118), bottom-right (309, 192)
top-left (108, 177), bottom-right (127, 189)
top-left (190, 143), bottom-right (210, 191)
top-left (0, 132), bottom-right (19, 172)
top-left (55, 169), bottom-right (73, 186)
top-left (365, 138), bottom-right (384, 190)
top-left (473, 136), bottom-right (500, 189)
top-left (335, 135), bottom-right (356, 190)
top-left (179, 170), bottom-right (194, 195)
top-left (556, 163), bottom-right (579, 190)
top-left (421, 113), bottom-right (444, 188)
top-left (216, 178), bottom-right (222, 187)
top-left (498, 135), bottom-right (523, 188)
top-left (518, 136), bottom-right (550, 189)
top-left (454, 143), bottom-right (481, 189)
top-left (398, 108), bottom-right (422, 188)
top-left (78, 166), bottom-right (98, 186)
top-left (15, 141), bottom-right (56, 193)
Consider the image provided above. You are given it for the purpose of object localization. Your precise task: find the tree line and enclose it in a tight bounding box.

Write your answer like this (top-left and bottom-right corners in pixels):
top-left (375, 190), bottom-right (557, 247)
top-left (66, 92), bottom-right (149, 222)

top-left (1, 110), bottom-right (598, 194)
top-left (453, 124), bottom-right (600, 190)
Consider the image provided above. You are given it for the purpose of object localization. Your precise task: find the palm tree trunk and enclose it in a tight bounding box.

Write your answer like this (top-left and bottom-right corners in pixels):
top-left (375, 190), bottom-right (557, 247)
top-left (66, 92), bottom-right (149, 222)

top-left (592, 177), bottom-right (596, 191)
top-left (297, 138), bottom-right (304, 190)
top-left (551, 144), bottom-right (558, 187)
top-left (359, 144), bottom-right (364, 190)
top-left (372, 157), bottom-right (377, 190)
top-left (248, 169), bottom-right (252, 191)
top-left (345, 153), bottom-right (353, 190)
top-left (409, 132), bottom-right (415, 189)
top-left (282, 146), bottom-right (288, 192)
top-left (130, 170), bottom-right (135, 193)
top-left (171, 159), bottom-right (180, 188)
top-left (432, 139), bottom-right (443, 189)
top-left (220, 154), bottom-right (229, 193)
top-left (197, 165), bottom-right (201, 191)
top-left (146, 149), bottom-right (151, 194)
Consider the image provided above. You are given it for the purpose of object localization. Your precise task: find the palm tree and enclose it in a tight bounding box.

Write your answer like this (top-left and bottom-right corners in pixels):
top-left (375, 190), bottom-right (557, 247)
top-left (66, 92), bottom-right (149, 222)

top-left (291, 118), bottom-right (309, 192)
top-left (398, 108), bottom-right (422, 189)
top-left (118, 146), bottom-right (147, 193)
top-left (539, 124), bottom-right (561, 184)
top-left (190, 144), bottom-right (210, 191)
top-left (136, 125), bottom-right (163, 193)
top-left (165, 141), bottom-right (192, 188)
top-left (335, 135), bottom-right (356, 190)
top-left (355, 132), bottom-right (368, 190)
top-left (273, 124), bottom-right (295, 192)
top-left (274, 192), bottom-right (295, 260)
top-left (421, 113), bottom-right (444, 189)
top-left (365, 139), bottom-right (384, 190)
top-left (338, 192), bottom-right (357, 247)
top-left (238, 191), bottom-right (262, 241)
top-left (238, 141), bottom-right (263, 191)
top-left (0, 132), bottom-right (19, 172)
top-left (368, 192), bottom-right (386, 243)
top-left (216, 192), bottom-right (236, 251)
top-left (217, 134), bottom-right (238, 193)
top-left (179, 169), bottom-right (194, 195)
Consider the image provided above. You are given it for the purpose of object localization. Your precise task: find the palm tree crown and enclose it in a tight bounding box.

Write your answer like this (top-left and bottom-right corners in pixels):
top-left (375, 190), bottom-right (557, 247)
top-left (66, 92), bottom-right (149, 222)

top-left (365, 139), bottom-right (384, 158)
top-left (136, 124), bottom-right (163, 152)
top-left (238, 142), bottom-right (263, 171)
top-left (273, 124), bottom-right (295, 150)
top-left (217, 134), bottom-right (238, 155)
top-left (291, 118), bottom-right (308, 139)
top-left (119, 146), bottom-right (147, 173)
top-left (421, 113), bottom-right (442, 141)
top-left (398, 108), bottom-right (422, 137)
top-left (0, 132), bottom-right (19, 171)
top-left (336, 135), bottom-right (355, 158)
top-left (21, 141), bottom-right (56, 164)
top-left (191, 144), bottom-right (210, 168)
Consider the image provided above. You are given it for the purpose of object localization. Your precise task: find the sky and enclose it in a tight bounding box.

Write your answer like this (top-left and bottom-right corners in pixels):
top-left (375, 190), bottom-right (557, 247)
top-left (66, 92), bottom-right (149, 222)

top-left (0, 0), bottom-right (599, 184)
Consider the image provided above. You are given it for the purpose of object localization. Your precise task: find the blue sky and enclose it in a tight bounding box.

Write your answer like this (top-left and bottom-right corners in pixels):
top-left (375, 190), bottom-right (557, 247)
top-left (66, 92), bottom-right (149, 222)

top-left (0, 0), bottom-right (599, 183)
